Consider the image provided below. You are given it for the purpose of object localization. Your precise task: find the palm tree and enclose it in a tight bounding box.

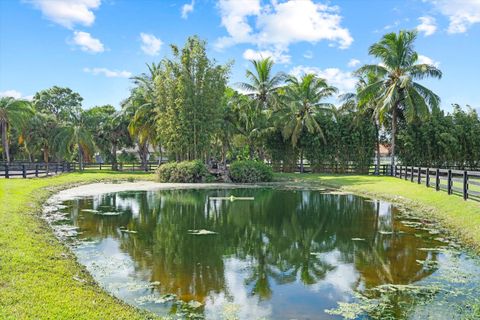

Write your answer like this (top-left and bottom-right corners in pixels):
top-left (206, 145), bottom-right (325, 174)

top-left (276, 74), bottom-right (338, 172)
top-left (356, 30), bottom-right (442, 172)
top-left (340, 73), bottom-right (383, 174)
top-left (54, 112), bottom-right (94, 170)
top-left (0, 97), bottom-right (34, 163)
top-left (238, 57), bottom-right (285, 110)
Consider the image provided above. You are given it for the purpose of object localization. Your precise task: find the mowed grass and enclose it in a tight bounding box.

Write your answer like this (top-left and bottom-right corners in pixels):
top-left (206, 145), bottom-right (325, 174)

top-left (0, 171), bottom-right (158, 320)
top-left (277, 173), bottom-right (480, 252)
top-left (1, 171), bottom-right (480, 319)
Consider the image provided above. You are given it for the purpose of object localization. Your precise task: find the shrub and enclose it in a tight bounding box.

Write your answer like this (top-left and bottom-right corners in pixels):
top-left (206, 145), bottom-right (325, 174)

top-left (229, 160), bottom-right (273, 183)
top-left (156, 160), bottom-right (210, 183)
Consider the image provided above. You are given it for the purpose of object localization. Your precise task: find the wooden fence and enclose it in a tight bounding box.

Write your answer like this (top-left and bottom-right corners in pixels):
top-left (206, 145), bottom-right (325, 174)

top-left (0, 162), bottom-right (72, 178)
top-left (393, 165), bottom-right (480, 201)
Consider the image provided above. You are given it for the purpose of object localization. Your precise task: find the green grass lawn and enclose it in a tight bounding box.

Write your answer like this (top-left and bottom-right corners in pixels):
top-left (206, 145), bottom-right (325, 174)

top-left (0, 171), bottom-right (158, 320)
top-left (1, 171), bottom-right (479, 319)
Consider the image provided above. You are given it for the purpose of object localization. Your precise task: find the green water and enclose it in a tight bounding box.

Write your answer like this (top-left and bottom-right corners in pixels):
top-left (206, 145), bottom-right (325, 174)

top-left (56, 188), bottom-right (480, 319)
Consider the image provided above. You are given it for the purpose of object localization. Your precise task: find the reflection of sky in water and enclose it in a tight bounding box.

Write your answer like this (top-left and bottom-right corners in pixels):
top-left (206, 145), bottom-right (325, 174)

top-left (55, 188), bottom-right (480, 320)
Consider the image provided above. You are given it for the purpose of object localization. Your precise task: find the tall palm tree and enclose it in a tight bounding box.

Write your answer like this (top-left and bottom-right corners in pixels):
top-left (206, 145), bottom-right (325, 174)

top-left (238, 58), bottom-right (285, 110)
top-left (340, 73), bottom-right (383, 174)
top-left (356, 30), bottom-right (442, 171)
top-left (276, 74), bottom-right (338, 172)
top-left (0, 97), bottom-right (34, 163)
top-left (54, 112), bottom-right (94, 170)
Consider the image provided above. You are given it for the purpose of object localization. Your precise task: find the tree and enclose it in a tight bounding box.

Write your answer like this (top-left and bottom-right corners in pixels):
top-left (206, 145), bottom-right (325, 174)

top-left (33, 86), bottom-right (83, 122)
top-left (153, 36), bottom-right (230, 161)
top-left (54, 111), bottom-right (94, 170)
top-left (84, 105), bottom-right (131, 169)
top-left (340, 73), bottom-right (383, 174)
top-left (238, 57), bottom-right (285, 110)
top-left (276, 74), bottom-right (337, 172)
top-left (356, 30), bottom-right (442, 171)
top-left (0, 97), bottom-right (34, 162)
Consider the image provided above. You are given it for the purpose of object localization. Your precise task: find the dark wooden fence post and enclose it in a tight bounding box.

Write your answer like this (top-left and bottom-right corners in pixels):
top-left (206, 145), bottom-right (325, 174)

top-left (417, 167), bottom-right (421, 184)
top-left (447, 169), bottom-right (452, 195)
top-left (399, 166), bottom-right (402, 179)
top-left (22, 164), bottom-right (26, 178)
top-left (99, 163), bottom-right (102, 170)
top-left (463, 170), bottom-right (468, 200)
top-left (55, 163), bottom-right (58, 174)
top-left (35, 164), bottom-right (39, 177)
top-left (410, 166), bottom-right (414, 182)
top-left (435, 168), bottom-right (440, 191)
top-left (5, 164), bottom-right (9, 179)
top-left (426, 168), bottom-right (430, 187)
top-left (405, 166), bottom-right (408, 180)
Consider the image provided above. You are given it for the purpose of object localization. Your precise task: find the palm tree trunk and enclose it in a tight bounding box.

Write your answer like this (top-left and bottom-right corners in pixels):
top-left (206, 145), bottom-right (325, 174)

top-left (111, 143), bottom-right (118, 170)
top-left (78, 145), bottom-right (83, 171)
top-left (249, 144), bottom-right (254, 160)
top-left (391, 107), bottom-right (397, 175)
top-left (300, 148), bottom-right (304, 173)
top-left (1, 122), bottom-right (10, 163)
top-left (375, 121), bottom-right (380, 175)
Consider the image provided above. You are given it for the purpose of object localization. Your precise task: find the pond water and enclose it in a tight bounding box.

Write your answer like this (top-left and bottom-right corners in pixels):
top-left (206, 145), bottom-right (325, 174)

top-left (49, 188), bottom-right (480, 319)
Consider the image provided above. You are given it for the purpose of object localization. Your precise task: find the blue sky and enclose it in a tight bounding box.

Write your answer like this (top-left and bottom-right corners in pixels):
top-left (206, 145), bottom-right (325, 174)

top-left (1, 0), bottom-right (479, 112)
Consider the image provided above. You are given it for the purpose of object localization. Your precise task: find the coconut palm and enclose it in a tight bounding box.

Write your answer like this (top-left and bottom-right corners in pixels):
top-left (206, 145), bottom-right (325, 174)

top-left (54, 112), bottom-right (95, 170)
top-left (237, 57), bottom-right (285, 110)
top-left (0, 97), bottom-right (34, 163)
top-left (355, 30), bottom-right (442, 171)
top-left (276, 74), bottom-right (338, 172)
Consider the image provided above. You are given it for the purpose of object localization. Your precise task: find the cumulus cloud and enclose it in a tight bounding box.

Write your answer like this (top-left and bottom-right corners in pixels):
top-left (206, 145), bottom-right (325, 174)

top-left (347, 58), bottom-right (360, 68)
top-left (71, 31), bottom-right (104, 53)
top-left (290, 65), bottom-right (356, 94)
top-left (140, 33), bottom-right (162, 56)
top-left (216, 0), bottom-right (352, 64)
top-left (0, 90), bottom-right (23, 99)
top-left (181, 0), bottom-right (195, 19)
top-left (28, 0), bottom-right (101, 29)
top-left (417, 16), bottom-right (437, 36)
top-left (417, 54), bottom-right (440, 67)
top-left (425, 0), bottom-right (480, 33)
top-left (83, 67), bottom-right (132, 78)
top-left (242, 48), bottom-right (291, 64)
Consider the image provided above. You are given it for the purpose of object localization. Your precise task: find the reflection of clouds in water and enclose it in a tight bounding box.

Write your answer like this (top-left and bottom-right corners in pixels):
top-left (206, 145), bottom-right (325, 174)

top-left (115, 195), bottom-right (140, 218)
top-left (309, 249), bottom-right (358, 301)
top-left (205, 258), bottom-right (272, 320)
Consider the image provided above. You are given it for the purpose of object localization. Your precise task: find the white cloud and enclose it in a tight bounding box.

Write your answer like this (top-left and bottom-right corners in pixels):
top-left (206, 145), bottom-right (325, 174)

top-left (83, 67), bottom-right (132, 78)
top-left (425, 0), bottom-right (480, 34)
top-left (290, 65), bottom-right (356, 94)
top-left (242, 48), bottom-right (291, 64)
top-left (71, 31), bottom-right (104, 53)
top-left (347, 58), bottom-right (360, 68)
top-left (417, 16), bottom-right (437, 36)
top-left (417, 54), bottom-right (440, 67)
top-left (0, 90), bottom-right (23, 99)
top-left (181, 0), bottom-right (195, 19)
top-left (140, 33), bottom-right (162, 56)
top-left (216, 0), bottom-right (352, 64)
top-left (28, 0), bottom-right (101, 29)
top-left (303, 50), bottom-right (314, 59)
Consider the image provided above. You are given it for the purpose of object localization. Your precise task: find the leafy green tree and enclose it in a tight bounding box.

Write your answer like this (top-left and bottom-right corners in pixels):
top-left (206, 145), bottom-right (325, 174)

top-left (356, 30), bottom-right (442, 170)
top-left (276, 74), bottom-right (337, 172)
top-left (153, 36), bottom-right (230, 161)
top-left (19, 112), bottom-right (58, 163)
top-left (0, 97), bottom-right (34, 162)
top-left (33, 86), bottom-right (83, 122)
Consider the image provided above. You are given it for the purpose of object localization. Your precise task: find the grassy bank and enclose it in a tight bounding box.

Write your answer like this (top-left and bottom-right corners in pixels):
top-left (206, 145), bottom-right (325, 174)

top-left (1, 171), bottom-right (479, 319)
top-left (277, 173), bottom-right (480, 252)
top-left (0, 171), bottom-right (158, 320)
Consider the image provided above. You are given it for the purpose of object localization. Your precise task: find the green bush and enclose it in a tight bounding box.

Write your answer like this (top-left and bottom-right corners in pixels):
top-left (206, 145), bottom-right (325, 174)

top-left (156, 160), bottom-right (210, 183)
top-left (229, 160), bottom-right (273, 183)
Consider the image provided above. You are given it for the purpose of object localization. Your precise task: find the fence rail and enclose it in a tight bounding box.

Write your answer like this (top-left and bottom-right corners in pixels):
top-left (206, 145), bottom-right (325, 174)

top-left (393, 165), bottom-right (480, 201)
top-left (0, 162), bottom-right (72, 178)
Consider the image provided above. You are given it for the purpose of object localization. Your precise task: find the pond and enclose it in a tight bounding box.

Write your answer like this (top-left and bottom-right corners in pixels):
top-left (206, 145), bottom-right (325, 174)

top-left (47, 187), bottom-right (480, 319)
